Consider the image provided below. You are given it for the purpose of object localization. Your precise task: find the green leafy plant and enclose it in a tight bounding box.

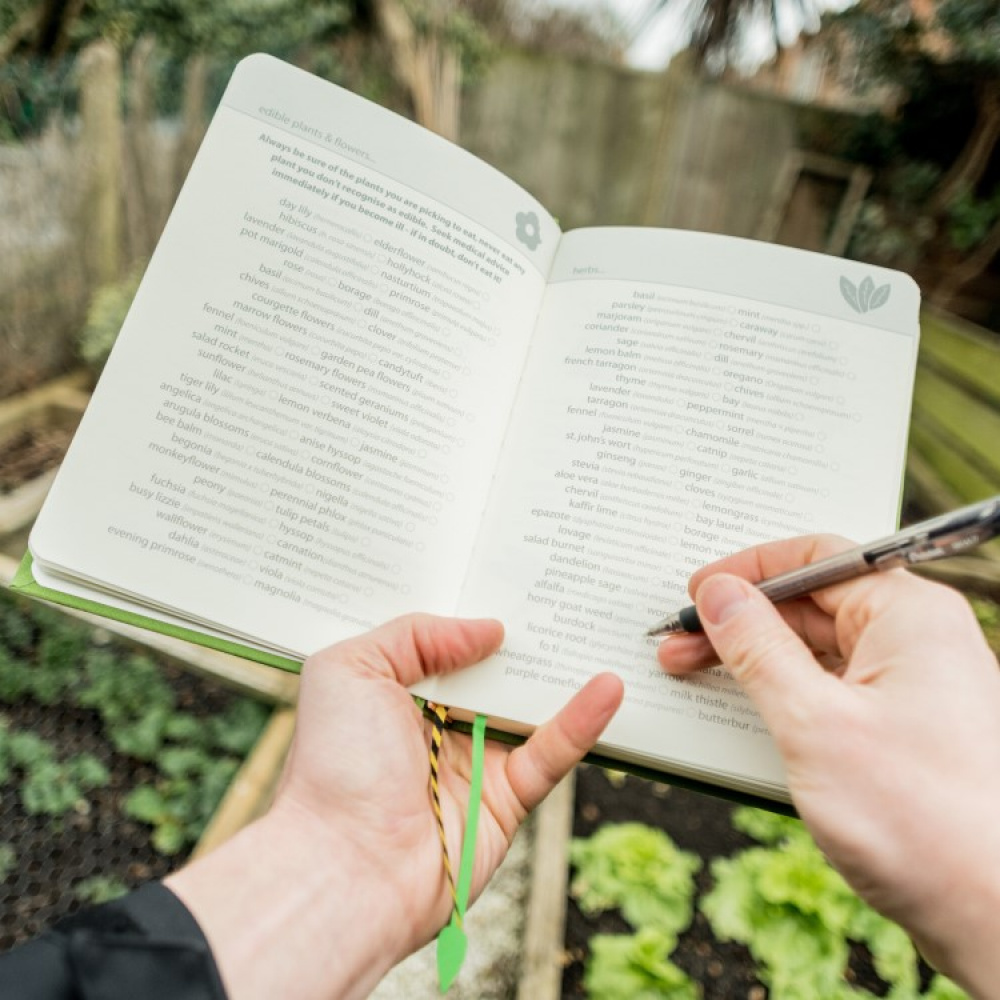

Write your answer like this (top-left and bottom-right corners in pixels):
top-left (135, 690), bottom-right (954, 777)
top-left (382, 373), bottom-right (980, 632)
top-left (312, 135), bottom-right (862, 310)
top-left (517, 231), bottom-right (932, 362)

top-left (584, 928), bottom-right (700, 1000)
top-left (0, 599), bottom-right (35, 655)
top-left (78, 262), bottom-right (147, 374)
top-left (571, 823), bottom-right (702, 998)
top-left (121, 697), bottom-right (267, 854)
top-left (0, 843), bottom-right (16, 881)
top-left (701, 807), bottom-right (968, 999)
top-left (0, 647), bottom-right (38, 704)
top-left (125, 754), bottom-right (240, 855)
top-left (970, 595), bottom-right (1000, 651)
top-left (79, 646), bottom-right (268, 853)
top-left (78, 649), bottom-right (177, 761)
top-left (0, 589), bottom-right (267, 855)
top-left (570, 822), bottom-right (702, 937)
top-left (72, 875), bottom-right (129, 904)
top-left (207, 699), bottom-right (271, 755)
top-left (0, 718), bottom-right (110, 818)
top-left (947, 188), bottom-right (1000, 252)
top-left (0, 609), bottom-right (83, 705)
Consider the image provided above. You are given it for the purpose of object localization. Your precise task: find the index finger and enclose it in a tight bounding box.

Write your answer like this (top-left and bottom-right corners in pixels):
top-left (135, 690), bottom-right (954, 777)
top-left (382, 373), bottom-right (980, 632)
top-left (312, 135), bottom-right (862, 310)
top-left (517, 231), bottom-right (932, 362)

top-left (687, 534), bottom-right (856, 602)
top-left (309, 613), bottom-right (505, 687)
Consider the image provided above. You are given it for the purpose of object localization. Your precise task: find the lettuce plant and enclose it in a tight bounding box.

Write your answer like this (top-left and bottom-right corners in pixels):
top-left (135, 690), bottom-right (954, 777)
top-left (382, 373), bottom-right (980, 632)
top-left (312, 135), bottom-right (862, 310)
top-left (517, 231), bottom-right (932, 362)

top-left (702, 807), bottom-right (968, 999)
top-left (570, 822), bottom-right (702, 997)
top-left (584, 928), bottom-right (700, 1000)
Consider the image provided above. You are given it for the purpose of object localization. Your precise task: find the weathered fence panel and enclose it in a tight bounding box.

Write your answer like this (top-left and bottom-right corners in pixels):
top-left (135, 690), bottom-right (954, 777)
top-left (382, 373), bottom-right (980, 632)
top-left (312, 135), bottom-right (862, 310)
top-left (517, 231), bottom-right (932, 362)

top-left (908, 310), bottom-right (1000, 516)
top-left (459, 50), bottom-right (683, 230)
top-left (460, 50), bottom-right (836, 237)
top-left (0, 44), bottom-right (929, 401)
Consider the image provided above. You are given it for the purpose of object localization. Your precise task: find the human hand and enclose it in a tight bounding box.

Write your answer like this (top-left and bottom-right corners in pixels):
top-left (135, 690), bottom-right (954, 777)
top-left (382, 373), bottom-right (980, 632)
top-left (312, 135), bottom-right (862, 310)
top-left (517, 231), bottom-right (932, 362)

top-left (167, 615), bottom-right (623, 1000)
top-left (274, 614), bottom-right (623, 950)
top-left (657, 535), bottom-right (1000, 998)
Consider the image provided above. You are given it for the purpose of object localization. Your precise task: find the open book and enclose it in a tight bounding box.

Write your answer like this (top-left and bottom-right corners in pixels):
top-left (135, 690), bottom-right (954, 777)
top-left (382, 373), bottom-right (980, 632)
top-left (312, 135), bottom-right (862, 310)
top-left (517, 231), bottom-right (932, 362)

top-left (15, 54), bottom-right (921, 803)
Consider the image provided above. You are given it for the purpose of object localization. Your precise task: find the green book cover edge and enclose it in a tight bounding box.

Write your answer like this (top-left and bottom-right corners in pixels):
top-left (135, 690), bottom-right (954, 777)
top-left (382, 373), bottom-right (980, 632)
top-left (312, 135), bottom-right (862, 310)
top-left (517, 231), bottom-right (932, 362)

top-left (9, 551), bottom-right (301, 674)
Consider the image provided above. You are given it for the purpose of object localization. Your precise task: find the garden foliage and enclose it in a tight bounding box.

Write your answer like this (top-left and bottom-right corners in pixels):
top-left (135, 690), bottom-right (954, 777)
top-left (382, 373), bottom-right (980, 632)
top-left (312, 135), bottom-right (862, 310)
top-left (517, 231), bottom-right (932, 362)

top-left (702, 808), bottom-right (968, 999)
top-left (570, 822), bottom-right (701, 998)
top-left (0, 589), bottom-right (269, 854)
top-left (0, 717), bottom-right (109, 818)
top-left (571, 802), bottom-right (971, 998)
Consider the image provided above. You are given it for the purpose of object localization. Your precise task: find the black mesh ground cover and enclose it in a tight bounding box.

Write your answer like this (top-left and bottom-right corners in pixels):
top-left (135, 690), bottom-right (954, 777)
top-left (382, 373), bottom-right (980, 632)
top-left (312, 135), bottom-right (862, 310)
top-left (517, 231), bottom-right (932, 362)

top-left (0, 587), bottom-right (269, 952)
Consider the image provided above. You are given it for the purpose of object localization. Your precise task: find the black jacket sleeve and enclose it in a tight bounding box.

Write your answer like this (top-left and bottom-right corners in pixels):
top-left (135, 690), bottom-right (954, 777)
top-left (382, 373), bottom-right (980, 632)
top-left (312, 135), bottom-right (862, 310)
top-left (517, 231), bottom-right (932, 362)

top-left (0, 883), bottom-right (228, 1000)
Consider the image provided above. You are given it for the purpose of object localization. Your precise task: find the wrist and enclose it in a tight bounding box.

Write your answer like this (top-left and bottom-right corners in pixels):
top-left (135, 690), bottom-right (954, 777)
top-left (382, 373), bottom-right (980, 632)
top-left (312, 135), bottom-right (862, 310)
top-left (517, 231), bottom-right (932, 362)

top-left (907, 836), bottom-right (1000, 999)
top-left (166, 801), bottom-right (413, 1000)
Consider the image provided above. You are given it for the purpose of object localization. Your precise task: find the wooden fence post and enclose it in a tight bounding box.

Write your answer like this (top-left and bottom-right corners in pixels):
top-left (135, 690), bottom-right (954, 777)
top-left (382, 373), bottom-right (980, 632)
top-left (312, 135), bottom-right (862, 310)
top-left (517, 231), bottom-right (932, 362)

top-left (374, 0), bottom-right (461, 141)
top-left (175, 54), bottom-right (209, 190)
top-left (125, 36), bottom-right (158, 256)
top-left (78, 40), bottom-right (122, 287)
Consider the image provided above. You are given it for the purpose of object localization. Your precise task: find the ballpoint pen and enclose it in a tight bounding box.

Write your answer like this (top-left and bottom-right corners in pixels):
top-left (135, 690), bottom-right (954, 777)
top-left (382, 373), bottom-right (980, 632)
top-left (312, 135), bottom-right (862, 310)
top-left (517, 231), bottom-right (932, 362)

top-left (647, 494), bottom-right (1000, 637)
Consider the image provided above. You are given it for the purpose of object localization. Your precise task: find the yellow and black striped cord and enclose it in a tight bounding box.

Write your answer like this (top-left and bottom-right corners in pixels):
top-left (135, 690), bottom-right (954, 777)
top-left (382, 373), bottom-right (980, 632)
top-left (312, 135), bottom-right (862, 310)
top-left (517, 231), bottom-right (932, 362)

top-left (427, 701), bottom-right (460, 920)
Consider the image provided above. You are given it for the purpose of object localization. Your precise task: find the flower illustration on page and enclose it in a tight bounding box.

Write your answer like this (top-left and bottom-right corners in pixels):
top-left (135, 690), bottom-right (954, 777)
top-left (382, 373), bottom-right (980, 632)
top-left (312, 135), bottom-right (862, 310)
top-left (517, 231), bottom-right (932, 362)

top-left (840, 274), bottom-right (891, 314)
top-left (515, 211), bottom-right (542, 251)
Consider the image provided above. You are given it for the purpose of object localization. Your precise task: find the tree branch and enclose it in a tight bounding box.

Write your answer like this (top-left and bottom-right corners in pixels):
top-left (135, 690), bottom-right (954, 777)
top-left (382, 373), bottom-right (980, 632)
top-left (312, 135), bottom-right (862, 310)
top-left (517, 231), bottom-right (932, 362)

top-left (930, 79), bottom-right (1000, 214)
top-left (930, 207), bottom-right (1000, 308)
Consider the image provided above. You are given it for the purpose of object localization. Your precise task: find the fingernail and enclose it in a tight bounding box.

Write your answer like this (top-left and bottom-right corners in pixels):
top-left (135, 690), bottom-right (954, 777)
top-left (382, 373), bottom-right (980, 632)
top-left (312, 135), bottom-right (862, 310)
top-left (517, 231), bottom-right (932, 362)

top-left (697, 575), bottom-right (751, 626)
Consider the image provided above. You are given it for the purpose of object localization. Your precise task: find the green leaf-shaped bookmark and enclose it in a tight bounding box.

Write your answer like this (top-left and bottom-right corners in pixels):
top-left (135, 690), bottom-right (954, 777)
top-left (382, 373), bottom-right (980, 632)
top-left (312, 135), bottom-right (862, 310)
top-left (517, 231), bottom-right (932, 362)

top-left (437, 713), bottom-right (487, 992)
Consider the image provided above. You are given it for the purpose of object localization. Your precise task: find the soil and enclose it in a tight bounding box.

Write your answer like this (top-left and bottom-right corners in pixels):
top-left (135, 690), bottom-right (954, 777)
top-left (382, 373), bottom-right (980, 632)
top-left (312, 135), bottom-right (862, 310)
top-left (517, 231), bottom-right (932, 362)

top-left (0, 697), bottom-right (173, 950)
top-left (0, 422), bottom-right (76, 494)
top-left (563, 766), bottom-right (903, 999)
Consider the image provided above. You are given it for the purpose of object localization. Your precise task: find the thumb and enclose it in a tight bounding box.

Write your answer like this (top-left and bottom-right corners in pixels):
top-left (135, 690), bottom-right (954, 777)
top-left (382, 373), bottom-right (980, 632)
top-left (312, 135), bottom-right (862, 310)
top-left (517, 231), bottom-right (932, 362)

top-left (694, 574), bottom-right (838, 738)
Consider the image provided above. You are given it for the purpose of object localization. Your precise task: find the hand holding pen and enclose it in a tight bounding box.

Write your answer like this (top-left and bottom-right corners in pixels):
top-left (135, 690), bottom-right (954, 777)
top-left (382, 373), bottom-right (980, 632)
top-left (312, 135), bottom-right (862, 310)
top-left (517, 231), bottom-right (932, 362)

top-left (648, 494), bottom-right (1000, 637)
top-left (653, 516), bottom-right (1000, 1000)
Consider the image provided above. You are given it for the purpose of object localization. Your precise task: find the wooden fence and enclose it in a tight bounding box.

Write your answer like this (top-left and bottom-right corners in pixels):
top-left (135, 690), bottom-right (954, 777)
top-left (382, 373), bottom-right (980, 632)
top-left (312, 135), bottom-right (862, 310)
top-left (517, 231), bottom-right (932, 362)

top-left (0, 44), bottom-right (866, 400)
top-left (902, 308), bottom-right (1000, 585)
top-left (908, 310), bottom-right (1000, 513)
top-left (0, 41), bottom-right (211, 399)
top-left (459, 49), bottom-right (856, 236)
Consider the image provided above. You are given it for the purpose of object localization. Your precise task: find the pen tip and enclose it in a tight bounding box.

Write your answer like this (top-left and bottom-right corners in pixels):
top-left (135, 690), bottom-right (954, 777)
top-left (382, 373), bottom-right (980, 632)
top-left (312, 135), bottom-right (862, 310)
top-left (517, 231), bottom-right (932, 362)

top-left (647, 613), bottom-right (689, 637)
top-left (646, 621), bottom-right (678, 638)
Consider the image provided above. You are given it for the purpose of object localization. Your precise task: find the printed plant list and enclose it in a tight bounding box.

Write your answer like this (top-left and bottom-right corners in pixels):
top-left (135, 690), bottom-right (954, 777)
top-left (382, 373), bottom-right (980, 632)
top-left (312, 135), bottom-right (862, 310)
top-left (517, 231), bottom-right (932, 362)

top-left (30, 55), bottom-right (559, 656)
top-left (427, 228), bottom-right (919, 794)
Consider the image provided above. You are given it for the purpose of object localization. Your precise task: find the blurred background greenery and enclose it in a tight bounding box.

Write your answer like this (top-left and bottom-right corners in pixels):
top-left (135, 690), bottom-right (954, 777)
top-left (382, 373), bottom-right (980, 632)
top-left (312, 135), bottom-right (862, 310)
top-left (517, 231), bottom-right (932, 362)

top-left (3, 0), bottom-right (1000, 394)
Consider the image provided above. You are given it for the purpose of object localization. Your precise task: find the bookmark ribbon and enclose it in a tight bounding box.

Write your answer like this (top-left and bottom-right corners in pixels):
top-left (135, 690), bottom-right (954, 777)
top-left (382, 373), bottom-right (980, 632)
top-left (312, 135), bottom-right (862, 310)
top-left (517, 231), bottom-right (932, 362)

top-left (429, 710), bottom-right (487, 993)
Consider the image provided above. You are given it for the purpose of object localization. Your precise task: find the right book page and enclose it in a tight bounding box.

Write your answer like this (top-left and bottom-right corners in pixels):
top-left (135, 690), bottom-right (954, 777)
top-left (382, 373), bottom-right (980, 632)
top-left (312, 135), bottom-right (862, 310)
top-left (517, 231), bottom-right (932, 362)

top-left (428, 227), bottom-right (921, 796)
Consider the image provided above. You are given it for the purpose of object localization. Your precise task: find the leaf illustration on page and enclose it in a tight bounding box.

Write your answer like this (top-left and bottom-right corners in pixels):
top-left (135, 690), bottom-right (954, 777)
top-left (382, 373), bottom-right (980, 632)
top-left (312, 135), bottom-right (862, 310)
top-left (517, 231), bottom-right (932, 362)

top-left (858, 275), bottom-right (875, 311)
top-left (840, 275), bottom-right (892, 314)
top-left (840, 276), bottom-right (861, 313)
top-left (869, 283), bottom-right (891, 310)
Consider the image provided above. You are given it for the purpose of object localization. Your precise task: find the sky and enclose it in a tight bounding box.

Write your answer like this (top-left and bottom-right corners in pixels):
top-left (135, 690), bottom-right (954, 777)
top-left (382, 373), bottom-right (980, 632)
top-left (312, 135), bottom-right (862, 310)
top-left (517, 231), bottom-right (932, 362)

top-left (545, 0), bottom-right (859, 71)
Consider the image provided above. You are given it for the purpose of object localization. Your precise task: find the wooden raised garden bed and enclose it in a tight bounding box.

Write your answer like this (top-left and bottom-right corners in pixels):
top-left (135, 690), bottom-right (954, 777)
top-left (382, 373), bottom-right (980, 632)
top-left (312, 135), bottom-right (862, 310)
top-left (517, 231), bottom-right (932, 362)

top-left (0, 372), bottom-right (91, 543)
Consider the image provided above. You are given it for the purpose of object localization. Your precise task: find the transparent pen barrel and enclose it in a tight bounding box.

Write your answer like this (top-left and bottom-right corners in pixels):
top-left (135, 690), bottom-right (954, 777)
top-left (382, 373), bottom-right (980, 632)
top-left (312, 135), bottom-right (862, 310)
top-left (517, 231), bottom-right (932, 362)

top-left (757, 549), bottom-right (872, 604)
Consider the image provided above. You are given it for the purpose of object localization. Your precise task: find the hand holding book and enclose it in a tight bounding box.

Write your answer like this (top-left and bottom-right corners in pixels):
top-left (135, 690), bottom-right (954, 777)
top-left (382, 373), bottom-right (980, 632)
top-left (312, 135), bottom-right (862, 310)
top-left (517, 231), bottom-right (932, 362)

top-left (164, 613), bottom-right (623, 999)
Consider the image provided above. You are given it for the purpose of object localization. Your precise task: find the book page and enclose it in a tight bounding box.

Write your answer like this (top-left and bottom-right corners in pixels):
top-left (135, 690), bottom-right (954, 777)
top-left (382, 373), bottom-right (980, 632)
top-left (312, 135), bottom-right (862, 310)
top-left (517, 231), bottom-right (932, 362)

top-left (425, 228), bottom-right (920, 789)
top-left (31, 55), bottom-right (559, 657)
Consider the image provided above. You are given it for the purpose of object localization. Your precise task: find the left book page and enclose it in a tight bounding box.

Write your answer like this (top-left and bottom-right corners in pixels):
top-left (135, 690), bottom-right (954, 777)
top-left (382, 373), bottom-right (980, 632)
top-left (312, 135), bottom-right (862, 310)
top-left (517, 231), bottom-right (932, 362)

top-left (29, 54), bottom-right (559, 658)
